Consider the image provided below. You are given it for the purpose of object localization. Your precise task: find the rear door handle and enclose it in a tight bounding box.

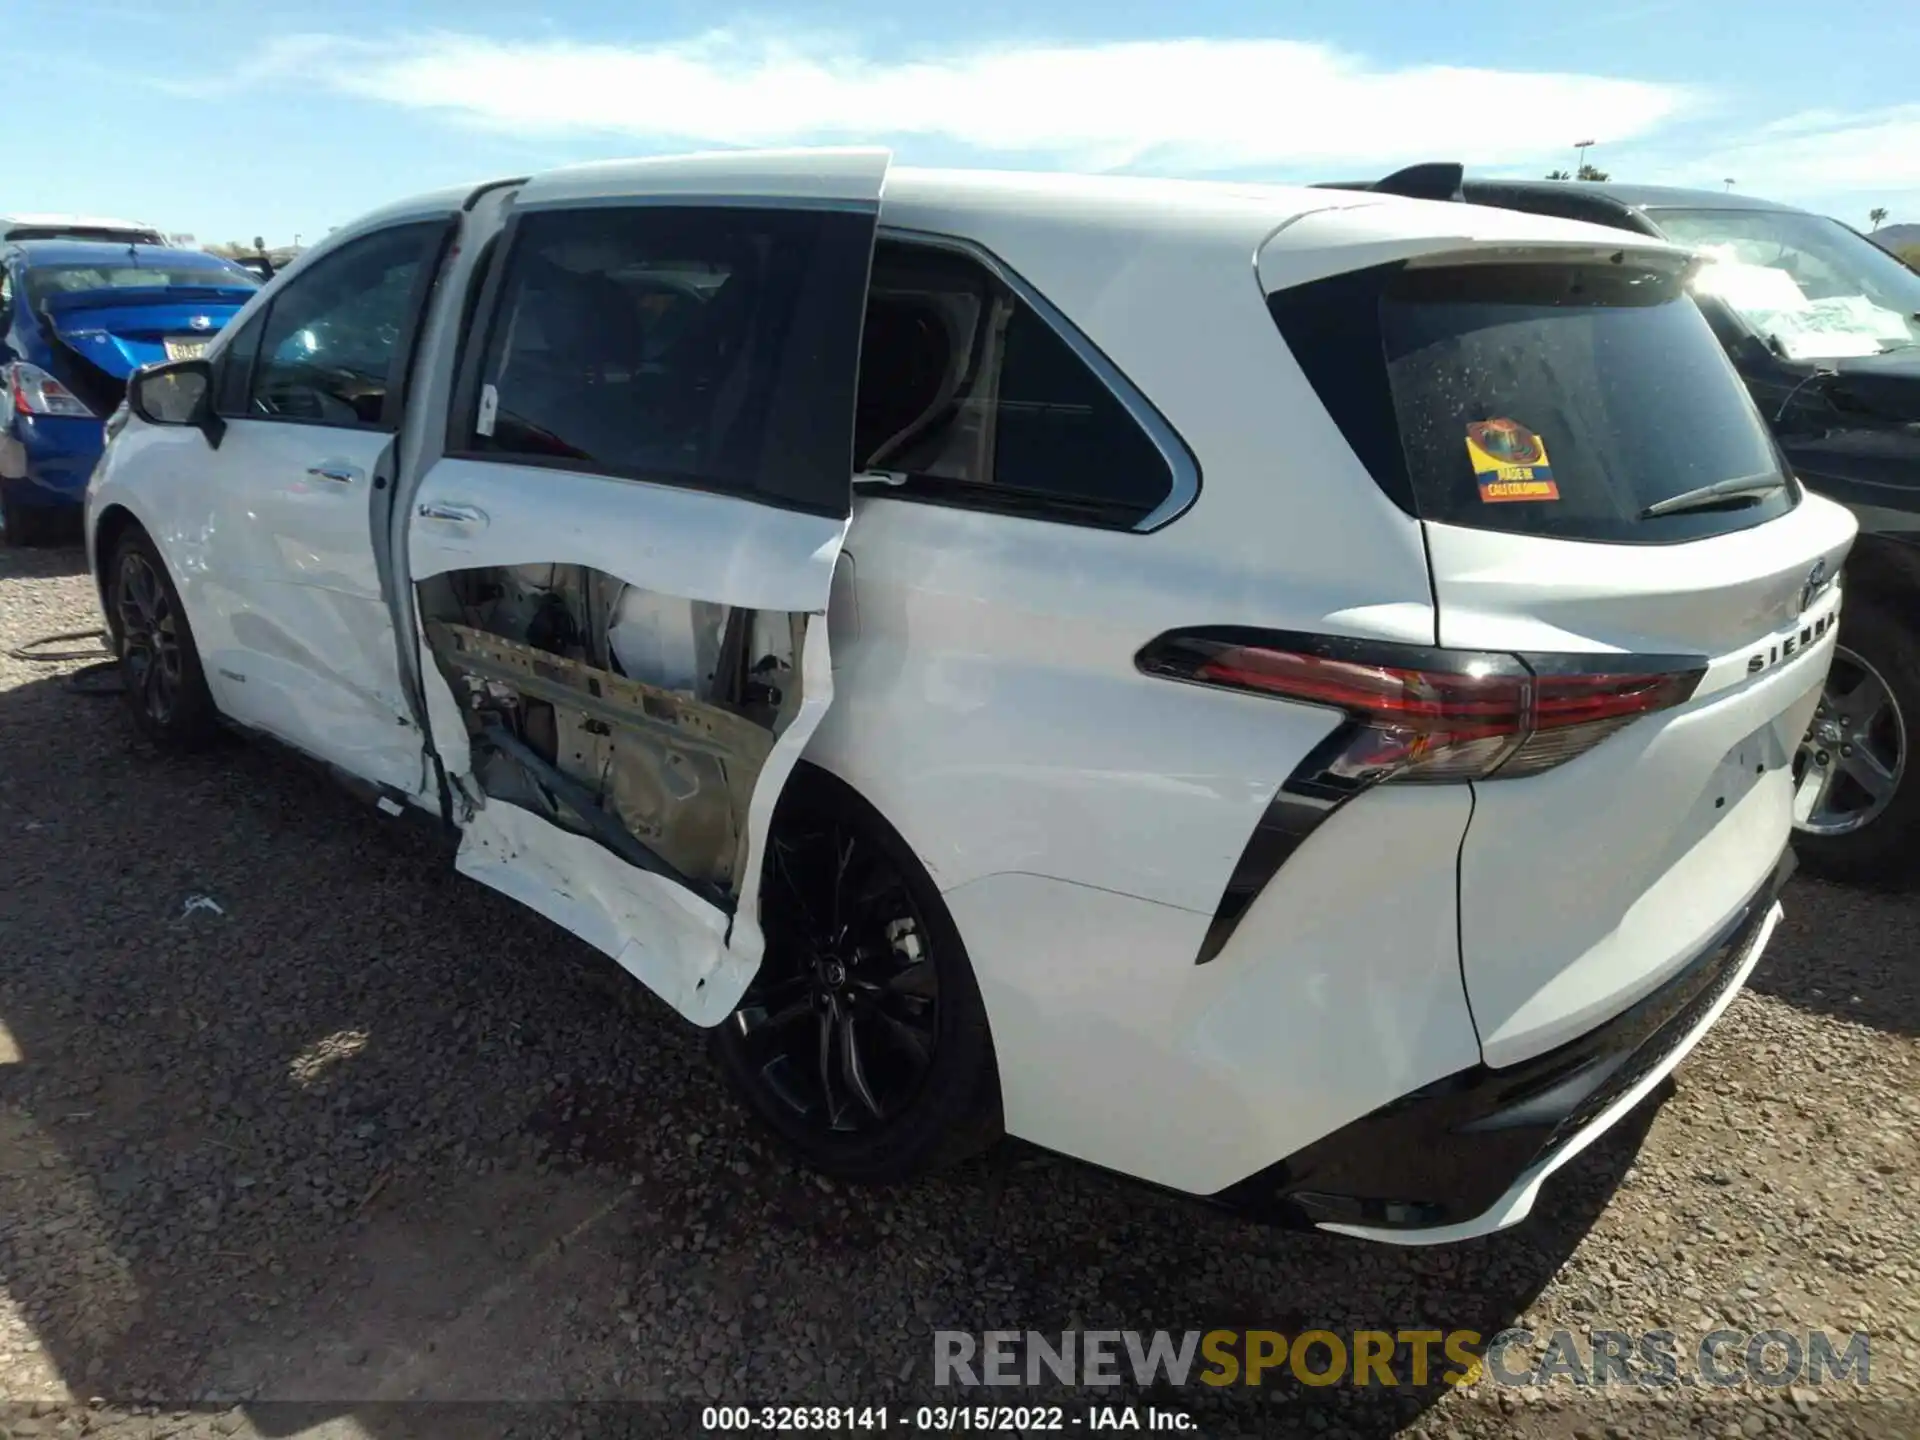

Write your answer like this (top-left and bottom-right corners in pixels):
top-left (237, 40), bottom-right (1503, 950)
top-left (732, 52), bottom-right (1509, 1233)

top-left (306, 462), bottom-right (362, 485)
top-left (417, 500), bottom-right (489, 528)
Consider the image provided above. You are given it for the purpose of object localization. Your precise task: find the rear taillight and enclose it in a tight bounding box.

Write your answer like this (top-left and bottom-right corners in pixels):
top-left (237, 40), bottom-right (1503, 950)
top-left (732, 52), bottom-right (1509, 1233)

top-left (8, 362), bottom-right (94, 418)
top-left (1139, 630), bottom-right (1704, 790)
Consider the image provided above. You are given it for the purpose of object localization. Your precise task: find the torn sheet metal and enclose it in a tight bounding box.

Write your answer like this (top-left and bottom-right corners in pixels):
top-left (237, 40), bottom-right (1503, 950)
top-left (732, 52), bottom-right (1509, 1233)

top-left (455, 798), bottom-right (743, 1024)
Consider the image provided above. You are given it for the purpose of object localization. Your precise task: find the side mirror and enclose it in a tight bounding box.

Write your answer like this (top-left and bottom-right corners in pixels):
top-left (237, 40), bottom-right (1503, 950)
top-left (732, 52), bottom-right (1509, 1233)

top-left (127, 359), bottom-right (224, 447)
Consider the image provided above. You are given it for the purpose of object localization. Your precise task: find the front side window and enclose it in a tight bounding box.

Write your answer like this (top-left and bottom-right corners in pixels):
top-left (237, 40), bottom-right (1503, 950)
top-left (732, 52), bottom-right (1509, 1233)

top-left (249, 222), bottom-right (443, 429)
top-left (853, 242), bottom-right (1178, 527)
top-left (1271, 259), bottom-right (1798, 544)
top-left (465, 204), bottom-right (873, 516)
top-left (1655, 208), bottom-right (1920, 360)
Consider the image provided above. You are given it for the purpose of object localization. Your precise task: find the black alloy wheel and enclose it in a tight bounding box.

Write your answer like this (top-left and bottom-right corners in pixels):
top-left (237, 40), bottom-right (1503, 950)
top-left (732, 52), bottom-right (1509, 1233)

top-left (737, 808), bottom-right (941, 1130)
top-left (107, 528), bottom-right (220, 749)
top-left (712, 769), bottom-right (1000, 1182)
top-left (116, 546), bottom-right (185, 730)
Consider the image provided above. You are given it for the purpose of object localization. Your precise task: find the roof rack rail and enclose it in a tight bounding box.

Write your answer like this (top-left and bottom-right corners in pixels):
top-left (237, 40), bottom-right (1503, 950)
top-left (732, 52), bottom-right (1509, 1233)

top-left (1311, 163), bottom-right (1465, 204)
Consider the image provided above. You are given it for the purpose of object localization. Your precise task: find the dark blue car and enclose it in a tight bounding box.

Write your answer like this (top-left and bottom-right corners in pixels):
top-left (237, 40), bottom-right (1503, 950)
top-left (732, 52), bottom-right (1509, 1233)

top-left (1, 241), bottom-right (259, 543)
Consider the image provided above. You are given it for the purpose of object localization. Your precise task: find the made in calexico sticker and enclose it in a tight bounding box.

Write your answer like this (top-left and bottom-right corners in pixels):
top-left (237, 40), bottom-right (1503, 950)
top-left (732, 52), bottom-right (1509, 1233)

top-left (1465, 419), bottom-right (1560, 503)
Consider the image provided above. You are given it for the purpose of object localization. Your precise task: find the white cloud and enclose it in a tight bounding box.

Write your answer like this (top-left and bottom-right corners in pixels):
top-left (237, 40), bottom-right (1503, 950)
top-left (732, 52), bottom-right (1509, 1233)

top-left (216, 29), bottom-right (1693, 174)
top-left (1682, 105), bottom-right (1920, 194)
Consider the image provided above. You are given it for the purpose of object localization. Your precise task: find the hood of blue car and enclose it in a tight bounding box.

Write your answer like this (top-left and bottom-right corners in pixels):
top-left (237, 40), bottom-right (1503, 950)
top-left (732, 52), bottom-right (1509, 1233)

top-left (38, 286), bottom-right (250, 378)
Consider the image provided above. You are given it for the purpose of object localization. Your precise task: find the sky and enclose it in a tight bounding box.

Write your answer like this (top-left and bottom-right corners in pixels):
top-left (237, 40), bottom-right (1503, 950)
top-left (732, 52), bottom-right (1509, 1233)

top-left (6, 0), bottom-right (1918, 246)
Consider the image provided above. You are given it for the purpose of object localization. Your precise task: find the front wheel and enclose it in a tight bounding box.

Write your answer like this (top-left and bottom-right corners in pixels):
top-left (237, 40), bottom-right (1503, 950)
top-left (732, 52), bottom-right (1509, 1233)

top-left (710, 768), bottom-right (1002, 1184)
top-left (1792, 595), bottom-right (1918, 886)
top-left (107, 527), bottom-right (222, 750)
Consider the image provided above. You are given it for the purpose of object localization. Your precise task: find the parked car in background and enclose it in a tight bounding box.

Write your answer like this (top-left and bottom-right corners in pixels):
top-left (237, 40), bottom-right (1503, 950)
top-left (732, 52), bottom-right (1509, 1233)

top-left (0, 213), bottom-right (167, 246)
top-left (1322, 170), bottom-right (1920, 885)
top-left (87, 152), bottom-right (1851, 1241)
top-left (1, 240), bottom-right (258, 542)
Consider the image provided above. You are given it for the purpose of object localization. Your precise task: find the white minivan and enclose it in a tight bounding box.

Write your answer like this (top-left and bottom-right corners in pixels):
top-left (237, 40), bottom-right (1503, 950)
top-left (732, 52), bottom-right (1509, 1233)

top-left (86, 150), bottom-right (1854, 1244)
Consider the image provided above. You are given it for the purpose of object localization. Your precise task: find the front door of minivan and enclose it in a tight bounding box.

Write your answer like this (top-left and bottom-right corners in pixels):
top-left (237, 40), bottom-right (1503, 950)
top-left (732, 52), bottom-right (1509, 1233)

top-left (404, 150), bottom-right (886, 1026)
top-left (193, 214), bottom-right (454, 797)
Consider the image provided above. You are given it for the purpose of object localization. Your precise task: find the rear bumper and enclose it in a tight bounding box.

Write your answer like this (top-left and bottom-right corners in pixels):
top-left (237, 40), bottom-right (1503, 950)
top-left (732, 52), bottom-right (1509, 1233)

top-left (1210, 845), bottom-right (1794, 1242)
top-left (1, 415), bottom-right (105, 507)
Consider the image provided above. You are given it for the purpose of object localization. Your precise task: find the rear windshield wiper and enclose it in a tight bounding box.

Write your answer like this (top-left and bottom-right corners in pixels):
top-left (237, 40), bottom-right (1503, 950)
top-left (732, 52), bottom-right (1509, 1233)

top-left (1639, 475), bottom-right (1787, 520)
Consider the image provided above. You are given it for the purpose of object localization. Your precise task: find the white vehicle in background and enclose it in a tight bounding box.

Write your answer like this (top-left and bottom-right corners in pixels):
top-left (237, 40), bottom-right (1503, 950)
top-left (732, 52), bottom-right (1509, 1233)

top-left (84, 150), bottom-right (1853, 1243)
top-left (0, 213), bottom-right (166, 246)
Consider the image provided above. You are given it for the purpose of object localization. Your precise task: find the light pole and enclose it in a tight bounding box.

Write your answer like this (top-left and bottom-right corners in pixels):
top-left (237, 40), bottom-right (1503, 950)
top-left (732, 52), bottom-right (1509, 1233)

top-left (1723, 179), bottom-right (1735, 192)
top-left (1575, 139), bottom-right (1595, 176)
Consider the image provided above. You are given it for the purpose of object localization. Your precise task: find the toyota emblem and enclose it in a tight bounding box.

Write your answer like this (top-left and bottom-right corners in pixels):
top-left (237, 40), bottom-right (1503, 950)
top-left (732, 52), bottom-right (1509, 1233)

top-left (1798, 559), bottom-right (1830, 614)
top-left (189, 315), bottom-right (212, 331)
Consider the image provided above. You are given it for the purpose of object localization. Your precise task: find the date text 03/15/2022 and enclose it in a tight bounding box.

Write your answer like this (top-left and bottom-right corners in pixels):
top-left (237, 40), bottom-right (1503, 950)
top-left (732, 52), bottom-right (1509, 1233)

top-left (700, 1405), bottom-right (1194, 1431)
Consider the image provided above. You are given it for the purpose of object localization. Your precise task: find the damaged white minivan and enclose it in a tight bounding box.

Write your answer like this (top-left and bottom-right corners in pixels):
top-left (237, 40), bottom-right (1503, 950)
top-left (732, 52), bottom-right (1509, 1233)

top-left (87, 150), bottom-right (1855, 1243)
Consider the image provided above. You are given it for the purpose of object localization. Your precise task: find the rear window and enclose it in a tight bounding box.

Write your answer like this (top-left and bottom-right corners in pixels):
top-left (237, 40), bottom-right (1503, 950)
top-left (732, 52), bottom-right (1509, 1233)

top-left (1270, 259), bottom-right (1798, 544)
top-left (26, 264), bottom-right (258, 308)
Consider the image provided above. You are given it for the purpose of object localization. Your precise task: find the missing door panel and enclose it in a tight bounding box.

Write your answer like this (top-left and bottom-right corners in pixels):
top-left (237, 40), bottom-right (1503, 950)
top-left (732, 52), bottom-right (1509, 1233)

top-left (418, 564), bottom-right (806, 902)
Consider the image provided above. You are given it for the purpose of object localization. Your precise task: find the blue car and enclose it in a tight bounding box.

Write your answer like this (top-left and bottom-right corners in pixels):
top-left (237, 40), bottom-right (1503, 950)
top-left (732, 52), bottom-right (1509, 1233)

top-left (1, 241), bottom-right (259, 543)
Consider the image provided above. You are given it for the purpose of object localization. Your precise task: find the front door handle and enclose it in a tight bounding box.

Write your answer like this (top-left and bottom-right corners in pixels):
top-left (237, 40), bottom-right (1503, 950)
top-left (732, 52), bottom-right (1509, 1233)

top-left (306, 462), bottom-right (362, 485)
top-left (417, 500), bottom-right (489, 528)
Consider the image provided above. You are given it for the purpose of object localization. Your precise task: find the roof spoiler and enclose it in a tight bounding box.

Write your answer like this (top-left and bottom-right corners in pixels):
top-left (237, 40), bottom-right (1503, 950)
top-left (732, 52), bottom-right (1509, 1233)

top-left (1311, 162), bottom-right (1465, 204)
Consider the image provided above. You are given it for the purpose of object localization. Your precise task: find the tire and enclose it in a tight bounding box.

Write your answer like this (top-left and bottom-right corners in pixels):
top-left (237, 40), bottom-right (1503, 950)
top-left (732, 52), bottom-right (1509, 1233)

top-left (1, 488), bottom-right (48, 547)
top-left (710, 766), bottom-right (1002, 1184)
top-left (106, 526), bottom-right (223, 751)
top-left (1791, 594), bottom-right (1920, 886)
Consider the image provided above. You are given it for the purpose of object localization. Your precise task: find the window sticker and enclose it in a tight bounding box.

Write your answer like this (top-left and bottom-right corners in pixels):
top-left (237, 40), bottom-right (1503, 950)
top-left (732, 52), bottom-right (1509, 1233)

top-left (1466, 418), bottom-right (1560, 503)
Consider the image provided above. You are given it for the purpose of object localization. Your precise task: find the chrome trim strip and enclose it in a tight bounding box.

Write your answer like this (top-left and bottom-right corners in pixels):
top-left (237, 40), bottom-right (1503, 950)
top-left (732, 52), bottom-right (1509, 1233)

top-left (876, 225), bottom-right (1201, 533)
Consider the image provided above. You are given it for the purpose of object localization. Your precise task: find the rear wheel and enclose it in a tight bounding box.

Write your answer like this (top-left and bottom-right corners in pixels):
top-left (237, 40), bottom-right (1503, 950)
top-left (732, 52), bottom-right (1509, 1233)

top-left (107, 527), bottom-right (222, 750)
top-left (1792, 595), bottom-right (1918, 886)
top-left (710, 768), bottom-right (1001, 1184)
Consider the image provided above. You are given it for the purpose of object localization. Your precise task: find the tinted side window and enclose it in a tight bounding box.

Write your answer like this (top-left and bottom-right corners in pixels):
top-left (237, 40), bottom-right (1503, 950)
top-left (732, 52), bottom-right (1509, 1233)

top-left (250, 222), bottom-right (442, 429)
top-left (463, 205), bottom-right (873, 516)
top-left (854, 243), bottom-right (1177, 528)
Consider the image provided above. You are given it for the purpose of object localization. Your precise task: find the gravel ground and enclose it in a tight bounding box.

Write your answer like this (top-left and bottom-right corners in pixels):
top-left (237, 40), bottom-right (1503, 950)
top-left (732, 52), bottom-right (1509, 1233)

top-left (1, 539), bottom-right (1916, 1440)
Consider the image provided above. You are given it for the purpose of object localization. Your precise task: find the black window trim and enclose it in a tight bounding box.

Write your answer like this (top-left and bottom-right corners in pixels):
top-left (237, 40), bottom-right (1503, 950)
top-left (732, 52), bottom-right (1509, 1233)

top-left (443, 202), bottom-right (876, 522)
top-left (444, 211), bottom-right (520, 461)
top-left (385, 215), bottom-right (461, 429)
top-left (236, 217), bottom-right (456, 436)
top-left (860, 226), bottom-right (1201, 535)
top-left (211, 307), bottom-right (265, 420)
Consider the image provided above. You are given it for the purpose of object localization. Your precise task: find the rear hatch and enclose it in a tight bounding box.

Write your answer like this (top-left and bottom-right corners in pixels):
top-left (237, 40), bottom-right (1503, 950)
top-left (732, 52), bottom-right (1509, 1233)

top-left (1267, 217), bottom-right (1856, 1067)
top-left (34, 284), bottom-right (251, 415)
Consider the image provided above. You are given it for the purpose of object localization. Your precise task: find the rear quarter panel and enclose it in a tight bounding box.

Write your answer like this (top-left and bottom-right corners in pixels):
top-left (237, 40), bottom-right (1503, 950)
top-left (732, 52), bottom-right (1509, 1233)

top-left (805, 190), bottom-right (1485, 1188)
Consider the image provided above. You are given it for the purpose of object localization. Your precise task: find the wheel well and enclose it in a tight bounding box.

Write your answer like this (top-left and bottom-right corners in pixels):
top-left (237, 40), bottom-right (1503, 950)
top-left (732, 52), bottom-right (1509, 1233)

top-left (1845, 534), bottom-right (1920, 611)
top-left (90, 504), bottom-right (145, 636)
top-left (778, 760), bottom-right (924, 878)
